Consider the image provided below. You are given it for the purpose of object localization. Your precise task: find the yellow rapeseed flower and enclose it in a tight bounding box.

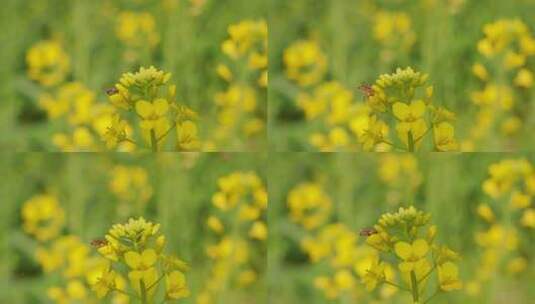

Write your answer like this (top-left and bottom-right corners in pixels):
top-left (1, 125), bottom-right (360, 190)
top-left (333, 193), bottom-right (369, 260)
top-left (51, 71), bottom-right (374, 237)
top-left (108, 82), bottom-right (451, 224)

top-left (22, 194), bottom-right (65, 242)
top-left (26, 40), bottom-right (70, 86)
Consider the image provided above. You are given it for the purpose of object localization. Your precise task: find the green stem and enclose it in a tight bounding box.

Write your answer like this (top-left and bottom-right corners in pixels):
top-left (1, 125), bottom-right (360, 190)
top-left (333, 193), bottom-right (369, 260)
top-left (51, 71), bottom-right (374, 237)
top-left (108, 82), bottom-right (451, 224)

top-left (147, 273), bottom-right (166, 291)
top-left (140, 280), bottom-right (148, 304)
top-left (410, 270), bottom-right (420, 303)
top-left (157, 123), bottom-right (177, 142)
top-left (418, 263), bottom-right (437, 284)
top-left (423, 288), bottom-right (440, 304)
top-left (150, 130), bottom-right (158, 152)
top-left (408, 131), bottom-right (415, 152)
top-left (112, 287), bottom-right (141, 300)
top-left (382, 279), bottom-right (411, 292)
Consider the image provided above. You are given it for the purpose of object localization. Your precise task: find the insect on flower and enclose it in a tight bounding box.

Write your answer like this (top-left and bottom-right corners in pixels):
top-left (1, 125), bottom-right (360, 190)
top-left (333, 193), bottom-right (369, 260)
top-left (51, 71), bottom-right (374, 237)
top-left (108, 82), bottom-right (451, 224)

top-left (90, 238), bottom-right (109, 248)
top-left (359, 227), bottom-right (378, 237)
top-left (105, 87), bottom-right (119, 96)
top-left (358, 83), bottom-right (375, 99)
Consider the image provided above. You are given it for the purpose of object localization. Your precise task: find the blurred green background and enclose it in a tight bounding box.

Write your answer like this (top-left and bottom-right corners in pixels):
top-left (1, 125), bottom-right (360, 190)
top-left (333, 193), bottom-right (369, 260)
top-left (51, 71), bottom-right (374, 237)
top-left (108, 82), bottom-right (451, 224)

top-left (0, 0), bottom-right (267, 151)
top-left (269, 0), bottom-right (535, 151)
top-left (268, 153), bottom-right (535, 303)
top-left (0, 152), bottom-right (267, 303)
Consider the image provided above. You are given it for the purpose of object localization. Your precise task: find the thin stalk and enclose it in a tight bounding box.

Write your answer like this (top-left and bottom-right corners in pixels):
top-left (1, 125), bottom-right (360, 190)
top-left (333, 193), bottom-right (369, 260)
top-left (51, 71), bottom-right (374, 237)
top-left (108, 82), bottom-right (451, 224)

top-left (112, 287), bottom-right (141, 300)
top-left (147, 273), bottom-right (166, 291)
top-left (382, 279), bottom-right (411, 292)
top-left (150, 130), bottom-right (158, 152)
top-left (423, 288), bottom-right (440, 304)
top-left (418, 263), bottom-right (437, 284)
top-left (408, 131), bottom-right (415, 152)
top-left (140, 280), bottom-right (148, 304)
top-left (157, 123), bottom-right (177, 142)
top-left (410, 270), bottom-right (420, 303)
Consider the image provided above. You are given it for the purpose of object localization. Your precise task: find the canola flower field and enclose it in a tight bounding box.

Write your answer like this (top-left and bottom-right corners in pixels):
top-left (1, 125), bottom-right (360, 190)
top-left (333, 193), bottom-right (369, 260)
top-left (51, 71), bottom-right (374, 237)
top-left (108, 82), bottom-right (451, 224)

top-left (1, 0), bottom-right (267, 151)
top-left (269, 153), bottom-right (535, 303)
top-left (0, 0), bottom-right (535, 304)
top-left (0, 153), bottom-right (268, 303)
top-left (270, 0), bottom-right (535, 152)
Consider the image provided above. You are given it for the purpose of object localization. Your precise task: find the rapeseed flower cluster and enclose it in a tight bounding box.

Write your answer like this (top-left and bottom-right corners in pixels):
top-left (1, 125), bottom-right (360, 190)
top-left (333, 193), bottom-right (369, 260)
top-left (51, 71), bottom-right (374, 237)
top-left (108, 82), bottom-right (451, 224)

top-left (21, 194), bottom-right (128, 304)
top-left (377, 154), bottom-right (423, 205)
top-left (95, 217), bottom-right (190, 302)
top-left (466, 19), bottom-right (535, 150)
top-left (362, 67), bottom-right (459, 151)
top-left (26, 40), bottom-right (70, 87)
top-left (283, 36), bottom-right (457, 151)
top-left (106, 66), bottom-right (200, 151)
top-left (209, 20), bottom-right (267, 149)
top-left (363, 206), bottom-right (462, 303)
top-left (109, 165), bottom-right (154, 216)
top-left (197, 172), bottom-right (267, 304)
top-left (467, 159), bottom-right (534, 296)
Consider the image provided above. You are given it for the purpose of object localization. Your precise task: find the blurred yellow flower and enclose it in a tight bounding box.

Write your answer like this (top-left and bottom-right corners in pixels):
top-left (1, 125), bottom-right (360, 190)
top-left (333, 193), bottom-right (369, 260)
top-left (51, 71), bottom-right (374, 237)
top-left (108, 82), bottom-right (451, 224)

top-left (22, 194), bottom-right (65, 242)
top-left (284, 40), bottom-right (327, 86)
top-left (116, 11), bottom-right (160, 48)
top-left (26, 40), bottom-right (70, 86)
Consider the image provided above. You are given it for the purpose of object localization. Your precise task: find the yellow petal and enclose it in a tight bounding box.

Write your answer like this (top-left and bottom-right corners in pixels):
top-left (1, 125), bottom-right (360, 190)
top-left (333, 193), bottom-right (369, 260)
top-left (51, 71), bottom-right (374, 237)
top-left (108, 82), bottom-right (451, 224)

top-left (153, 99), bottom-right (169, 116)
top-left (136, 100), bottom-right (153, 118)
top-left (410, 100), bottom-right (426, 118)
top-left (412, 239), bottom-right (429, 257)
top-left (394, 241), bottom-right (412, 259)
top-left (392, 102), bottom-right (410, 120)
top-left (124, 251), bottom-right (141, 269)
top-left (141, 249), bottom-right (158, 267)
top-left (412, 119), bottom-right (428, 139)
top-left (398, 261), bottom-right (413, 273)
top-left (168, 271), bottom-right (186, 287)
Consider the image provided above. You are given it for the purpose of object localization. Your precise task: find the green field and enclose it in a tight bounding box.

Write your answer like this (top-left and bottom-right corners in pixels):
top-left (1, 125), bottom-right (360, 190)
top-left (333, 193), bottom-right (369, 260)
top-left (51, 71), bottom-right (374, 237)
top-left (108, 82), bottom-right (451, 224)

top-left (0, 153), bottom-right (267, 303)
top-left (1, 0), bottom-right (535, 303)
top-left (0, 0), bottom-right (267, 151)
top-left (270, 0), bottom-right (535, 152)
top-left (268, 153), bottom-right (535, 303)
